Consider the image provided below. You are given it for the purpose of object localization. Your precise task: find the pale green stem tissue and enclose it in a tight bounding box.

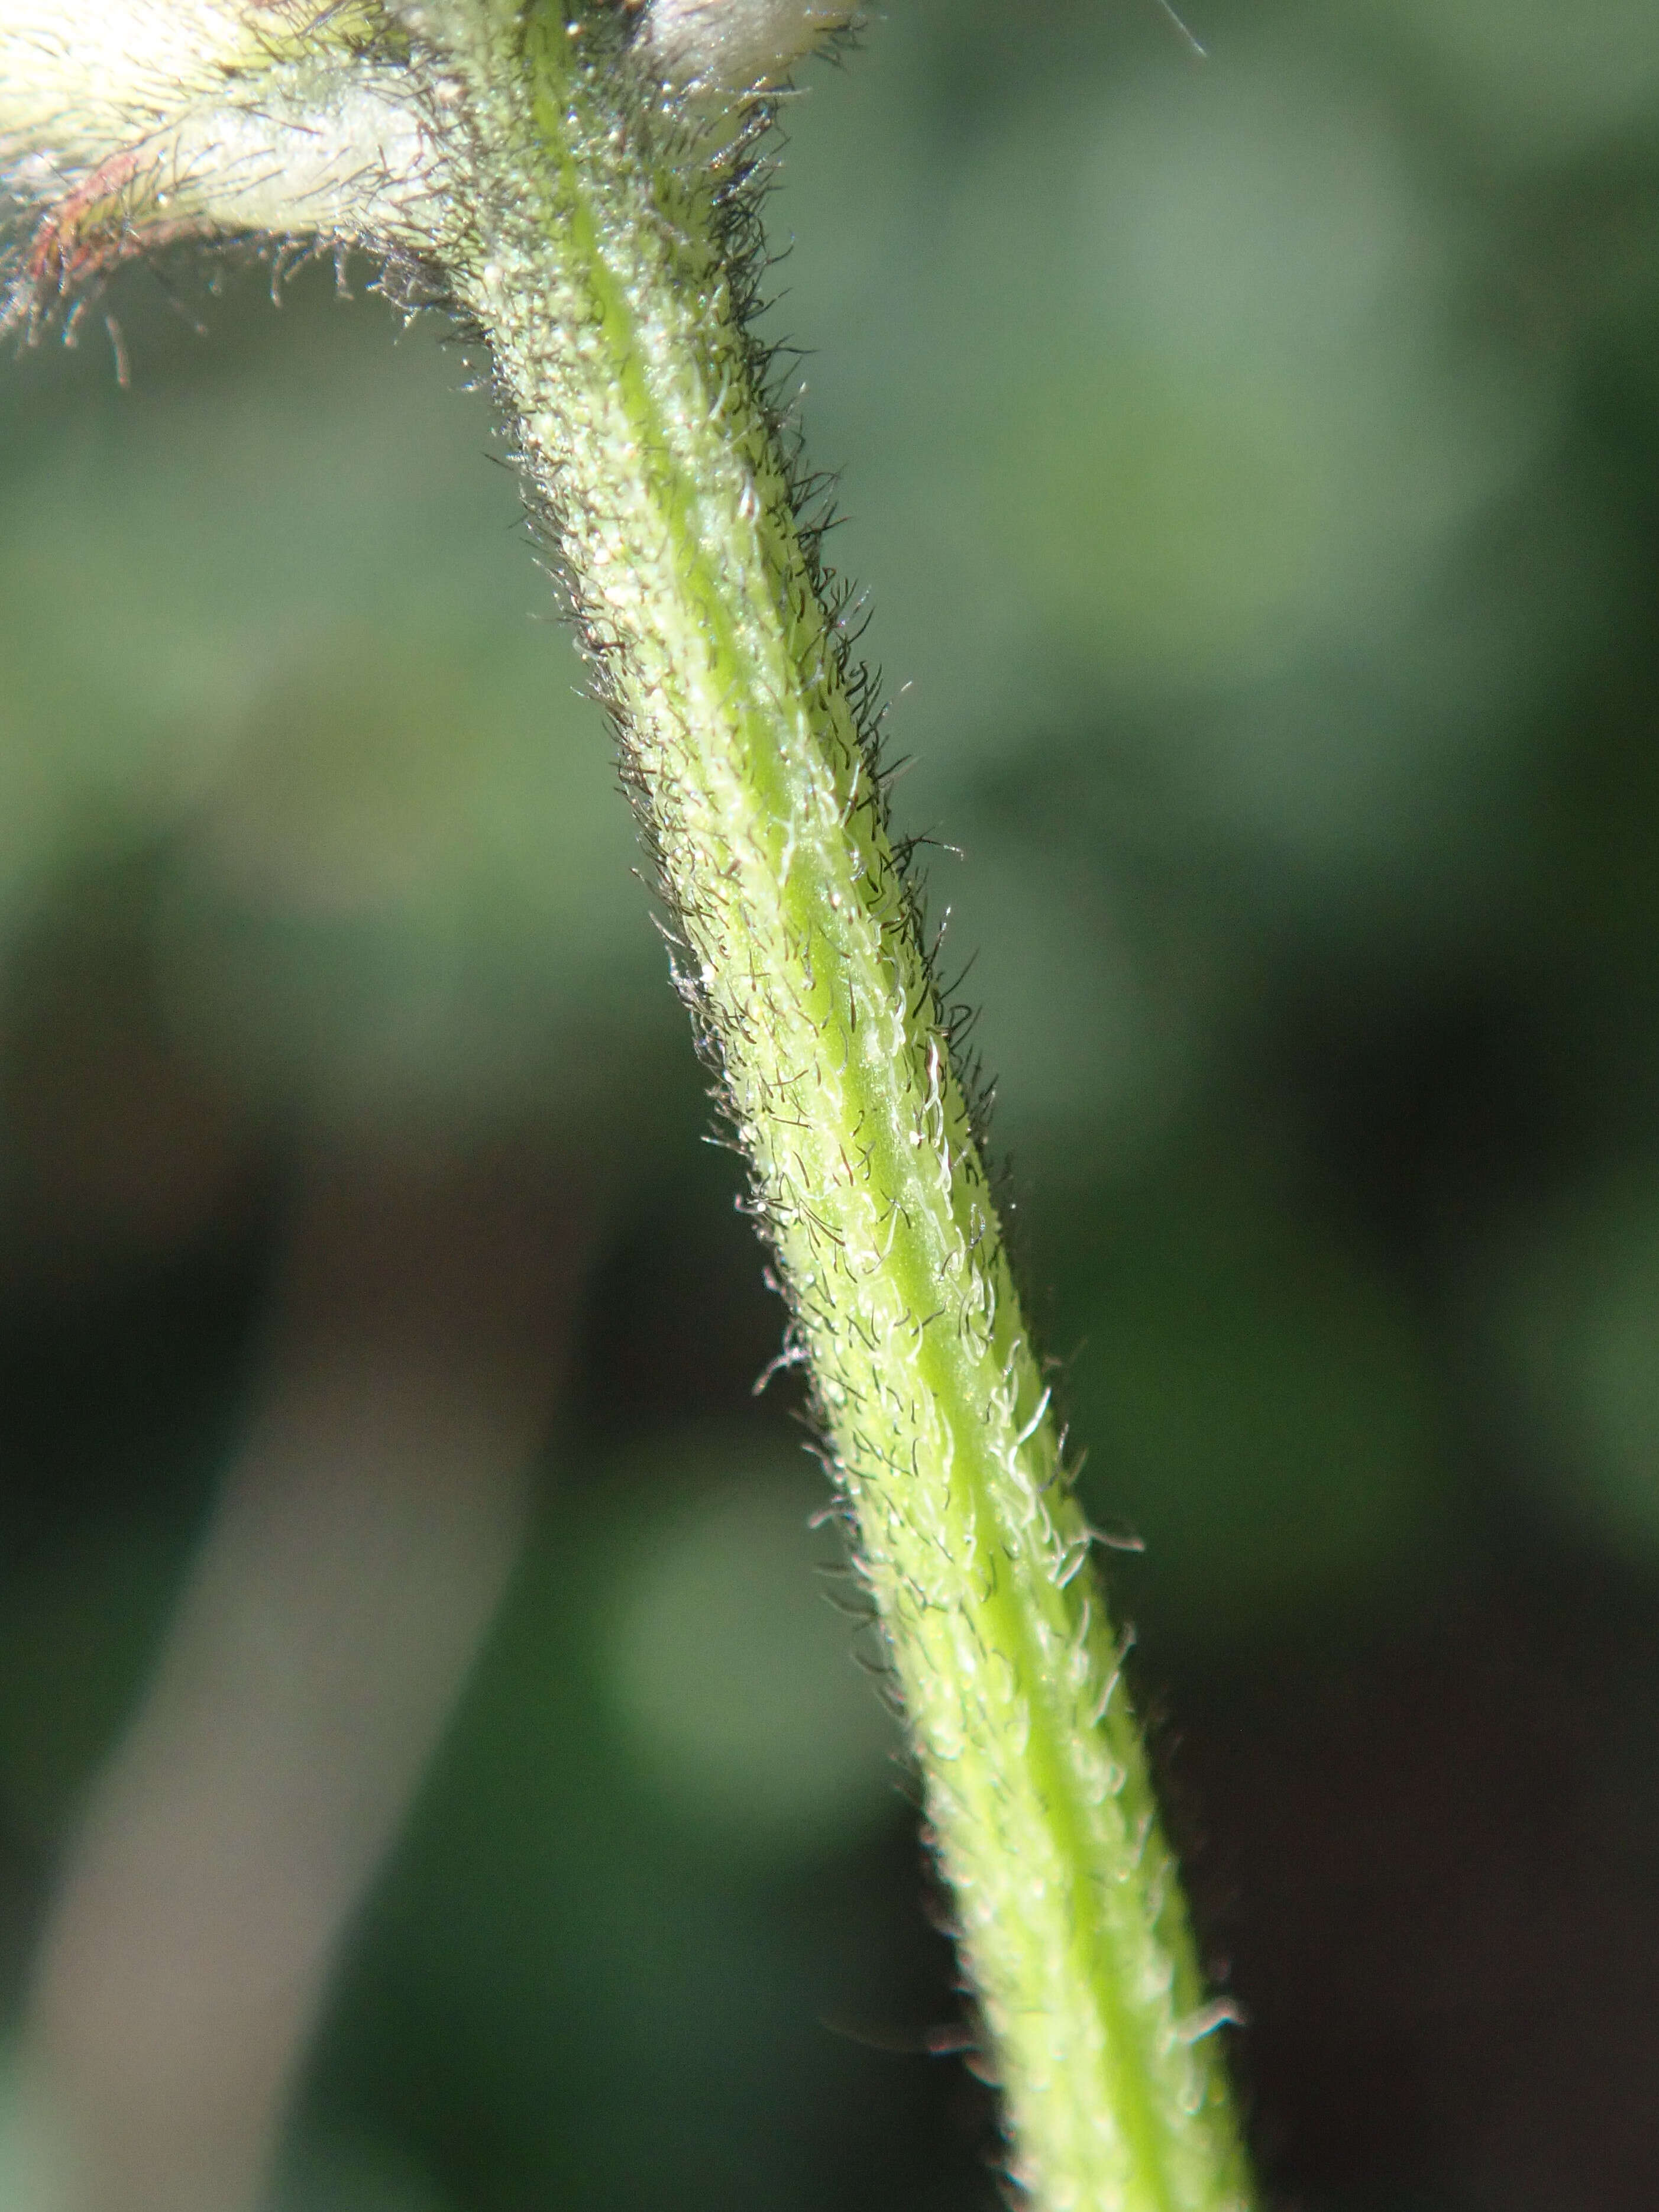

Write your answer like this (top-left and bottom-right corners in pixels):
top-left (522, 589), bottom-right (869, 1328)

top-left (0, 4), bottom-right (1255, 2205)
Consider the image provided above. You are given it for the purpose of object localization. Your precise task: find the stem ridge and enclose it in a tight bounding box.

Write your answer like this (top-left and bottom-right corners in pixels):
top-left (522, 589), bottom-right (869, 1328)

top-left (421, 9), bottom-right (1253, 2206)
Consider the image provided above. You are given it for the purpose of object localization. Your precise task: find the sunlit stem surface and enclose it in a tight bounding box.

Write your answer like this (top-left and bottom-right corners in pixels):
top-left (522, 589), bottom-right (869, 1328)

top-left (417, 5), bottom-right (1254, 2203)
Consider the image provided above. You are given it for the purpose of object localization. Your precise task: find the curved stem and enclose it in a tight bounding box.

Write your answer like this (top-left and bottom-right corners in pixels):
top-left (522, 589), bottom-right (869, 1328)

top-left (418, 7), bottom-right (1253, 2205)
top-left (0, 3), bottom-right (439, 319)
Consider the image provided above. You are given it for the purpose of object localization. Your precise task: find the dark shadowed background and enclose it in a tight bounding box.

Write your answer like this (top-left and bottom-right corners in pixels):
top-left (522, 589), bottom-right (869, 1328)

top-left (4, 1), bottom-right (1659, 2206)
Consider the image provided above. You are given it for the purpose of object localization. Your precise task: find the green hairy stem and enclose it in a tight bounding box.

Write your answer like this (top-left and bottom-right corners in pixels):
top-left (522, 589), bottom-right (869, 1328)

top-left (1, 4), bottom-right (1254, 2204)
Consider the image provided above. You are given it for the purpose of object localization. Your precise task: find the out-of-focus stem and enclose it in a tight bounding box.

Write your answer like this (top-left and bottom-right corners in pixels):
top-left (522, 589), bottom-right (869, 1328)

top-left (14, 1143), bottom-right (583, 2212)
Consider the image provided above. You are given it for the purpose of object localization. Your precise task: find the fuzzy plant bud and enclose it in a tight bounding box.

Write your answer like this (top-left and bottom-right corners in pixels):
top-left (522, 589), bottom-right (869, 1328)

top-left (641, 0), bottom-right (853, 93)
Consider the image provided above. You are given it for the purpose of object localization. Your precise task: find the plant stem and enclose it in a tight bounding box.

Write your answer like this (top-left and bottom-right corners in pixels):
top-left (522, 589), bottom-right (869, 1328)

top-left (418, 6), bottom-right (1253, 2204)
top-left (1, 1), bottom-right (1257, 2198)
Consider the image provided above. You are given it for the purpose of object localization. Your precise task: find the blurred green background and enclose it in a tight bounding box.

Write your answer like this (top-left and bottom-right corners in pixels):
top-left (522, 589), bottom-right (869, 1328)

top-left (5, 0), bottom-right (1659, 2205)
